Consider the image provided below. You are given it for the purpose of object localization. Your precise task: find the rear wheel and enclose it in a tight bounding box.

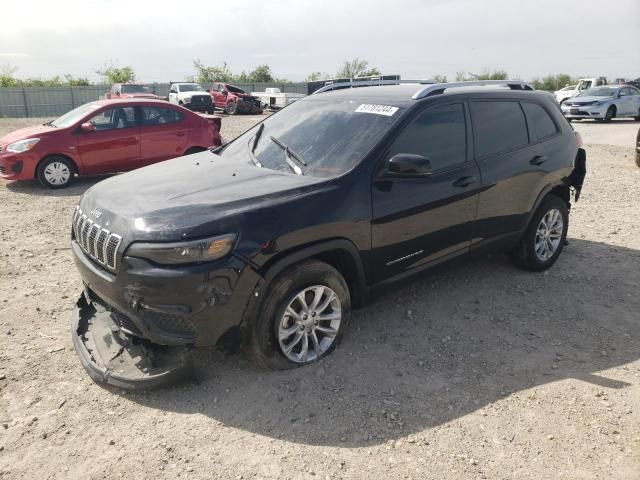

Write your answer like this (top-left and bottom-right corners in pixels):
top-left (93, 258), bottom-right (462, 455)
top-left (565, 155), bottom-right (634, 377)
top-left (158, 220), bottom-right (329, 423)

top-left (36, 156), bottom-right (74, 189)
top-left (247, 260), bottom-right (350, 370)
top-left (226, 102), bottom-right (236, 115)
top-left (509, 195), bottom-right (569, 271)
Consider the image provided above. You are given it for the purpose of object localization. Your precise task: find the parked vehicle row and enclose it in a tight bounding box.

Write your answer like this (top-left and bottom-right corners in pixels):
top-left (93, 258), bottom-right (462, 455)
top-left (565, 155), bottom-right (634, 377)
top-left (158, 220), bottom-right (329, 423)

top-left (554, 77), bottom-right (608, 104)
top-left (0, 99), bottom-right (222, 188)
top-left (67, 80), bottom-right (586, 389)
top-left (561, 85), bottom-right (640, 122)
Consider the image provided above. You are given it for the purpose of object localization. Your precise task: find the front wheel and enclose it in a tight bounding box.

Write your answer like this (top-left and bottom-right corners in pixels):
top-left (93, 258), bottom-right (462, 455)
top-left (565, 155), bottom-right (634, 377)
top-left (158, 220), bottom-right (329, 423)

top-left (226, 102), bottom-right (236, 115)
top-left (509, 195), bottom-right (569, 271)
top-left (247, 260), bottom-right (350, 370)
top-left (604, 106), bottom-right (615, 122)
top-left (36, 156), bottom-right (74, 189)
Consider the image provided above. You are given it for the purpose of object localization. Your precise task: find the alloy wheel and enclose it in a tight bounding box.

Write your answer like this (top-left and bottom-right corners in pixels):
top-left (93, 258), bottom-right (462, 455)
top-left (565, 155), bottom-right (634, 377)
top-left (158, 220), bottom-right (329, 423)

top-left (277, 285), bottom-right (342, 363)
top-left (534, 208), bottom-right (563, 261)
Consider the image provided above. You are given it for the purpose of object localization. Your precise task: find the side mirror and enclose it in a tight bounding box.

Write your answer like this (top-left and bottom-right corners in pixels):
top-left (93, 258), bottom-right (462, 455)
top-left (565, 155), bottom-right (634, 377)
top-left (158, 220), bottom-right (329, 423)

top-left (80, 122), bottom-right (96, 133)
top-left (386, 153), bottom-right (432, 177)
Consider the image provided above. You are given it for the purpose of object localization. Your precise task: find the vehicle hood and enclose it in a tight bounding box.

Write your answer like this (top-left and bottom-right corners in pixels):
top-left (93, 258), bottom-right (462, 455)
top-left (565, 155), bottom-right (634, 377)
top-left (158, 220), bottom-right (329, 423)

top-left (121, 93), bottom-right (160, 99)
top-left (0, 124), bottom-right (59, 145)
top-left (180, 91), bottom-right (209, 97)
top-left (565, 96), bottom-right (612, 104)
top-left (78, 152), bottom-right (330, 242)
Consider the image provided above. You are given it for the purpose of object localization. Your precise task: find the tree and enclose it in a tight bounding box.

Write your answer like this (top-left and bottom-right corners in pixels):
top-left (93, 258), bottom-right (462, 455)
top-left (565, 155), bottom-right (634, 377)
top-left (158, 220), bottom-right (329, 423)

top-left (455, 69), bottom-right (508, 81)
top-left (336, 58), bottom-right (381, 78)
top-left (305, 71), bottom-right (331, 82)
top-left (64, 74), bottom-right (91, 87)
top-left (432, 74), bottom-right (448, 83)
top-left (96, 63), bottom-right (136, 84)
top-left (0, 63), bottom-right (18, 87)
top-left (247, 64), bottom-right (274, 83)
top-left (192, 59), bottom-right (235, 84)
top-left (531, 73), bottom-right (576, 92)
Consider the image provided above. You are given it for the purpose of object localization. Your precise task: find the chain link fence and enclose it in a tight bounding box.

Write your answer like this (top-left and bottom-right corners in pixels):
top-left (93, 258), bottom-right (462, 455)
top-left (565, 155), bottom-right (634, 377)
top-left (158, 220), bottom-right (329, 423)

top-left (0, 82), bottom-right (309, 118)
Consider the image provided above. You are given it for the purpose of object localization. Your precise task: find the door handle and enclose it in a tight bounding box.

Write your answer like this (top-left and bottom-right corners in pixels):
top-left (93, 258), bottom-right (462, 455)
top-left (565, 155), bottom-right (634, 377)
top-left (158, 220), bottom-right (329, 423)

top-left (176, 132), bottom-right (186, 137)
top-left (530, 155), bottom-right (548, 165)
top-left (452, 176), bottom-right (477, 188)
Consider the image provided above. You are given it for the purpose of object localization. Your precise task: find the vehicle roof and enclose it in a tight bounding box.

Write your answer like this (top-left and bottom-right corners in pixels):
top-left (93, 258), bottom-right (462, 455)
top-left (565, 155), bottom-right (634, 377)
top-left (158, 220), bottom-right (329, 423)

top-left (90, 98), bottom-right (179, 107)
top-left (305, 84), bottom-right (553, 105)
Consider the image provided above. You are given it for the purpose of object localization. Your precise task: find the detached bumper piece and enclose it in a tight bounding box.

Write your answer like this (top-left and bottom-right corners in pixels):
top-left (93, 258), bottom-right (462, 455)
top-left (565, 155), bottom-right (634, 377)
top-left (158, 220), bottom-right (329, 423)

top-left (71, 294), bottom-right (193, 390)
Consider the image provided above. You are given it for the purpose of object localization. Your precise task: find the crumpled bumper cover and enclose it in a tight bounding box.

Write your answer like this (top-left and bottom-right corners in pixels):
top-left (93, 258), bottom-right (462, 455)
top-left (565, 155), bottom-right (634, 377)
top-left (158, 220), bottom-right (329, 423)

top-left (71, 293), bottom-right (193, 390)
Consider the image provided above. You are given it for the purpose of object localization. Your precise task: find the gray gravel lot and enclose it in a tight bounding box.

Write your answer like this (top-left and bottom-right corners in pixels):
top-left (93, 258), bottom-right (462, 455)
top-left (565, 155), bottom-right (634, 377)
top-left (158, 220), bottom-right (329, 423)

top-left (0, 114), bottom-right (639, 480)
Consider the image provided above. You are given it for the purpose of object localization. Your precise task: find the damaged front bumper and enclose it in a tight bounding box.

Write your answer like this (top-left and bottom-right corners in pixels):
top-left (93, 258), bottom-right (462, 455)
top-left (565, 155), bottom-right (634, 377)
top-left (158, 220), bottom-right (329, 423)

top-left (71, 293), bottom-right (194, 390)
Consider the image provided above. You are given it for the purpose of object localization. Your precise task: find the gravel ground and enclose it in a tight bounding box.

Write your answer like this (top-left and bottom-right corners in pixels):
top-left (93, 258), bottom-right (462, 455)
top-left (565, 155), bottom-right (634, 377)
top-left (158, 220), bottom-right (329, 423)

top-left (0, 114), bottom-right (639, 480)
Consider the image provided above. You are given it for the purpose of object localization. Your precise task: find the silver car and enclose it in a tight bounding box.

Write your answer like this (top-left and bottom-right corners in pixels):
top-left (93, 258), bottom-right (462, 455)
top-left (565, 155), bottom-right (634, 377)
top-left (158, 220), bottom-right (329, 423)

top-left (561, 85), bottom-right (640, 122)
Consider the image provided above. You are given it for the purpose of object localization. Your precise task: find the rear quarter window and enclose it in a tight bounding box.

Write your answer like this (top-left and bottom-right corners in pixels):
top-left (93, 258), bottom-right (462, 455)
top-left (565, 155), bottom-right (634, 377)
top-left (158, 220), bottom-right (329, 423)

top-left (522, 102), bottom-right (558, 141)
top-left (471, 101), bottom-right (529, 158)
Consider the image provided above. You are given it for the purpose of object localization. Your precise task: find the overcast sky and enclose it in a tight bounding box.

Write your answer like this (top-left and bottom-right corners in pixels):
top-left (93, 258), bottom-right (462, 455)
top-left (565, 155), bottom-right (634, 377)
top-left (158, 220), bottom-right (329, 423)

top-left (2, 0), bottom-right (639, 83)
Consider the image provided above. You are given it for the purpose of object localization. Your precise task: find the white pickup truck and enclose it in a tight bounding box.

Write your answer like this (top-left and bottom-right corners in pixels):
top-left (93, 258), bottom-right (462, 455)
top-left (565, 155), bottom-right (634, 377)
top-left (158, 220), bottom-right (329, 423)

top-left (167, 83), bottom-right (214, 114)
top-left (251, 88), bottom-right (305, 110)
top-left (554, 77), bottom-right (607, 104)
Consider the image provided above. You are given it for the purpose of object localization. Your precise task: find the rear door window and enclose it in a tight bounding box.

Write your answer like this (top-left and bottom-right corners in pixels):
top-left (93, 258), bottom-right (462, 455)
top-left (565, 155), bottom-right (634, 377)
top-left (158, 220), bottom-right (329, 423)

top-left (141, 106), bottom-right (184, 125)
top-left (522, 102), bottom-right (558, 141)
top-left (388, 103), bottom-right (467, 171)
top-left (470, 101), bottom-right (529, 158)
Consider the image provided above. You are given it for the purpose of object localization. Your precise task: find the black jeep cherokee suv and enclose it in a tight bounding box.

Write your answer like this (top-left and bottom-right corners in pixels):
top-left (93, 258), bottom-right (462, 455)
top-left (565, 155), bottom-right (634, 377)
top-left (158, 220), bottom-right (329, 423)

top-left (70, 81), bottom-right (586, 389)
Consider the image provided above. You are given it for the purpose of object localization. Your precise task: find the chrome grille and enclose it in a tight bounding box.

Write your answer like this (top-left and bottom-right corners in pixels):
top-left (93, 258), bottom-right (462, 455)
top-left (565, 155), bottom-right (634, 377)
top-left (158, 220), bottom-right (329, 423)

top-left (72, 206), bottom-right (122, 270)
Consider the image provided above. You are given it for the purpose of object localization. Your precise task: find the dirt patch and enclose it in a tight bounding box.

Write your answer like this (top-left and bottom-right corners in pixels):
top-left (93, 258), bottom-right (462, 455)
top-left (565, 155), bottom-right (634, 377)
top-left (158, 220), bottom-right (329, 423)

top-left (0, 116), bottom-right (639, 479)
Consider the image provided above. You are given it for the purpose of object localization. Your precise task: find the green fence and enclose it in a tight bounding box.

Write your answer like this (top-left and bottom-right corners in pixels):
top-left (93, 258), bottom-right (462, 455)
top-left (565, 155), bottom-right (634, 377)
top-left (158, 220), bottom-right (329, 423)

top-left (0, 82), bottom-right (309, 118)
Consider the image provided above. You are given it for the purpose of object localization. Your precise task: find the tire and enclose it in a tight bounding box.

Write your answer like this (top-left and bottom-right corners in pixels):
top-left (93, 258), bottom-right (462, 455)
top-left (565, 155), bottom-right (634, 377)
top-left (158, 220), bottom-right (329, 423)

top-left (36, 156), bottom-right (74, 189)
top-left (226, 102), bottom-right (236, 115)
top-left (183, 147), bottom-right (206, 156)
top-left (633, 109), bottom-right (640, 121)
top-left (604, 106), bottom-right (615, 122)
top-left (509, 195), bottom-right (569, 271)
top-left (246, 259), bottom-right (351, 370)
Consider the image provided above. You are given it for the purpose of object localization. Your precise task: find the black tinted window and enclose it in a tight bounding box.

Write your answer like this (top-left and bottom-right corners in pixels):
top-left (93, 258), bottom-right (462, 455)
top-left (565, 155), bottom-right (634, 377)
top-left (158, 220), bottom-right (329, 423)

top-left (471, 101), bottom-right (528, 157)
top-left (142, 107), bottom-right (183, 125)
top-left (523, 102), bottom-right (558, 140)
top-left (389, 103), bottom-right (466, 170)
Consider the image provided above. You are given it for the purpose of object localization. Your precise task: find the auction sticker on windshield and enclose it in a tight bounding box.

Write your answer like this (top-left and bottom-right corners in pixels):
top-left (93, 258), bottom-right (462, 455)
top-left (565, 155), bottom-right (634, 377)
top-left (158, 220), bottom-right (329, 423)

top-left (355, 104), bottom-right (399, 116)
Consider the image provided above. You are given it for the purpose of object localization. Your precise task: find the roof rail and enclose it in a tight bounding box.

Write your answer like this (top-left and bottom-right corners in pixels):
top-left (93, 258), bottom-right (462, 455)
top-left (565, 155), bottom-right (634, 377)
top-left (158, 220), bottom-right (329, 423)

top-left (312, 79), bottom-right (435, 95)
top-left (412, 80), bottom-right (534, 99)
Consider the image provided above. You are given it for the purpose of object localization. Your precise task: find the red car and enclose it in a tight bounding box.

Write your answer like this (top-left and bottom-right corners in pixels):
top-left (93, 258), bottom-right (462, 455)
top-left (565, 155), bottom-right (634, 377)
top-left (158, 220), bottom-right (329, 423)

top-left (208, 82), bottom-right (263, 114)
top-left (0, 99), bottom-right (222, 189)
top-left (105, 83), bottom-right (161, 99)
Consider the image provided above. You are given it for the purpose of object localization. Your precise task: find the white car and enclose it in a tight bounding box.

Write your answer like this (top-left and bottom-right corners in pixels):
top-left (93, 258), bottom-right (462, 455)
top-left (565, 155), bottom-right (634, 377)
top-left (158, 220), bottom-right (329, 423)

top-left (167, 83), bottom-right (214, 114)
top-left (554, 85), bottom-right (577, 104)
top-left (561, 85), bottom-right (640, 122)
top-left (554, 77), bottom-right (608, 104)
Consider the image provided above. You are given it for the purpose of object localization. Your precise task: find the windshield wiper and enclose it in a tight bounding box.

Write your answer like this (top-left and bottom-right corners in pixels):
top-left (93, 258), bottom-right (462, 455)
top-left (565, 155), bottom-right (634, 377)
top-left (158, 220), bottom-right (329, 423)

top-left (43, 120), bottom-right (56, 127)
top-left (252, 123), bottom-right (264, 153)
top-left (269, 136), bottom-right (306, 175)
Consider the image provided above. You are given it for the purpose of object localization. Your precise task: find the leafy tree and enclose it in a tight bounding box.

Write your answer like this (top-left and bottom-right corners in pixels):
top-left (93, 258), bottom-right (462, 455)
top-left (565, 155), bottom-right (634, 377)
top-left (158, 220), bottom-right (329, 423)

top-left (531, 73), bottom-right (576, 91)
top-left (456, 69), bottom-right (508, 81)
top-left (336, 58), bottom-right (381, 78)
top-left (305, 71), bottom-right (331, 82)
top-left (247, 64), bottom-right (274, 83)
top-left (193, 59), bottom-right (235, 84)
top-left (96, 63), bottom-right (136, 84)
top-left (64, 74), bottom-right (91, 87)
top-left (432, 74), bottom-right (448, 83)
top-left (0, 63), bottom-right (18, 87)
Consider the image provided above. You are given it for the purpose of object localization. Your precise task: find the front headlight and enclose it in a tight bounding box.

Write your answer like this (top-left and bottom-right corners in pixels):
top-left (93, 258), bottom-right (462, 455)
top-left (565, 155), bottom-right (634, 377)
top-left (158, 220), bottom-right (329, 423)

top-left (126, 234), bottom-right (236, 265)
top-left (183, 96), bottom-right (192, 102)
top-left (7, 138), bottom-right (40, 153)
